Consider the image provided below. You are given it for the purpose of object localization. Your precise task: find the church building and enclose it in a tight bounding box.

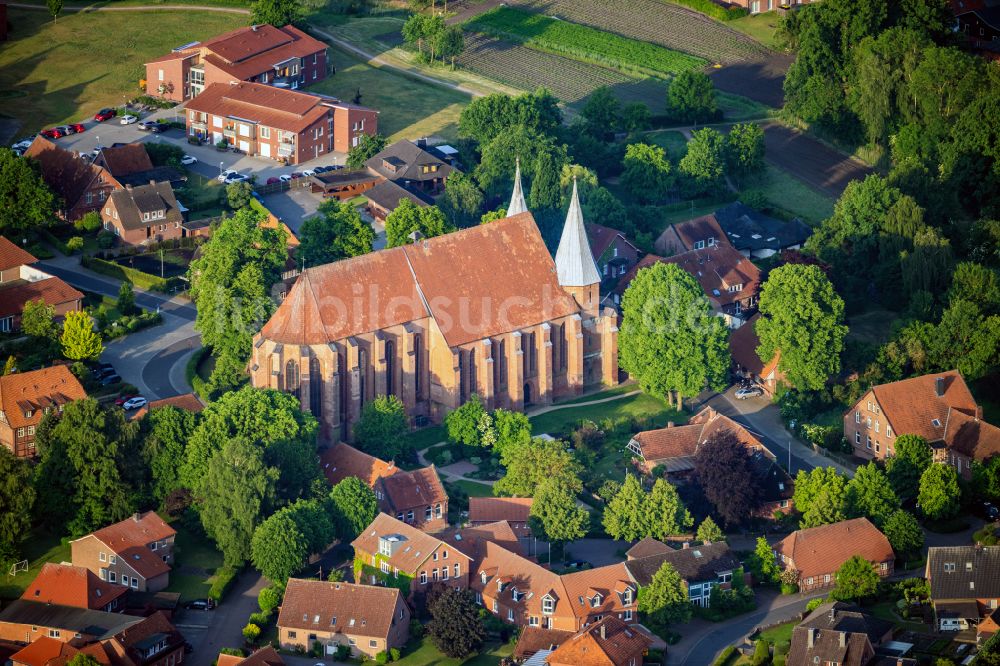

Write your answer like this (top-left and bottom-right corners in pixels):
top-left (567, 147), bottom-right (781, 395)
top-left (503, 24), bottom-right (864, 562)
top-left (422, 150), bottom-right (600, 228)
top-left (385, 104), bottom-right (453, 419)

top-left (250, 169), bottom-right (619, 441)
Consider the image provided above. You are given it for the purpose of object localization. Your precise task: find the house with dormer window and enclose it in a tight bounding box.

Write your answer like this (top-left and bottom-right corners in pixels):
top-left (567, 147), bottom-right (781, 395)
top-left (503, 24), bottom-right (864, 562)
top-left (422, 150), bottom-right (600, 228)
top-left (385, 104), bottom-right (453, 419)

top-left (70, 512), bottom-right (177, 593)
top-left (0, 364), bottom-right (86, 458)
top-left (624, 540), bottom-right (743, 608)
top-left (101, 182), bottom-right (185, 246)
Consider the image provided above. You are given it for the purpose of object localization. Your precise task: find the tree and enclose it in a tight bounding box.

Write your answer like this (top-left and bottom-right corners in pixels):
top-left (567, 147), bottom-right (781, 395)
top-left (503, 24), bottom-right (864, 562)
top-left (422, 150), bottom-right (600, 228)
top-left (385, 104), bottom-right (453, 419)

top-left (47, 0), bottom-right (62, 21)
top-left (603, 474), bottom-right (647, 541)
top-left (846, 463), bottom-right (899, 528)
top-left (883, 509), bottom-right (924, 556)
top-left (74, 211), bottom-right (102, 233)
top-left (439, 172), bottom-right (484, 228)
top-left (284, 499), bottom-right (335, 555)
top-left (793, 467), bottom-right (849, 528)
top-left (258, 585), bottom-right (281, 613)
top-left (667, 70), bottom-right (717, 123)
top-left (188, 207), bottom-right (287, 389)
top-left (678, 128), bottom-right (727, 195)
top-left (756, 264), bottom-right (847, 391)
top-left (638, 561), bottom-right (692, 628)
top-left (580, 86), bottom-right (621, 138)
top-left (529, 477), bottom-right (588, 544)
top-left (249, 0), bottom-right (299, 26)
top-left (621, 143), bottom-right (673, 204)
top-left (198, 438), bottom-right (279, 566)
top-left (66, 656), bottom-right (103, 666)
top-left (0, 148), bottom-right (57, 235)
top-left (117, 281), bottom-right (136, 316)
top-left (61, 311), bottom-right (103, 361)
top-left (328, 476), bottom-right (378, 540)
top-left (886, 434), bottom-right (932, 498)
top-left (750, 536), bottom-right (781, 584)
top-left (145, 142), bottom-right (186, 167)
top-left (927, 300), bottom-right (1000, 382)
top-left (20, 299), bottom-right (56, 340)
top-left (2, 356), bottom-right (15, 375)
top-left (251, 511), bottom-right (308, 583)
top-left (445, 395), bottom-right (486, 447)
top-left (385, 201), bottom-right (454, 247)
top-left (427, 588), bottom-right (486, 658)
top-left (434, 25), bottom-right (465, 66)
top-left (226, 181), bottom-right (253, 210)
top-left (619, 262), bottom-right (729, 410)
top-left (950, 262), bottom-right (1000, 313)
top-left (622, 102), bottom-right (652, 133)
top-left (298, 200), bottom-right (374, 266)
top-left (491, 408), bottom-right (531, 459)
top-left (142, 404), bottom-right (196, 502)
top-left (918, 463), bottom-right (961, 520)
top-left (696, 516), bottom-right (725, 543)
top-left (693, 430), bottom-right (763, 526)
top-left (494, 437), bottom-right (582, 498)
top-left (346, 133), bottom-right (388, 170)
top-left (647, 478), bottom-right (693, 539)
top-left (832, 555), bottom-right (880, 601)
top-left (726, 123), bottom-right (765, 183)
top-left (0, 448), bottom-right (35, 561)
top-left (528, 150), bottom-right (560, 210)
top-left (353, 395), bottom-right (408, 460)
top-left (458, 89), bottom-right (562, 145)
top-left (474, 125), bottom-right (567, 198)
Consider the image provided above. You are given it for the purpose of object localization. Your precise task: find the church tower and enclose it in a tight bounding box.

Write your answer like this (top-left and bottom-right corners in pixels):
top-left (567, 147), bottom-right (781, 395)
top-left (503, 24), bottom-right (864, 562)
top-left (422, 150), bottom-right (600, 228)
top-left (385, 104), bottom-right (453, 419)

top-left (554, 179), bottom-right (601, 315)
top-left (506, 158), bottom-right (528, 217)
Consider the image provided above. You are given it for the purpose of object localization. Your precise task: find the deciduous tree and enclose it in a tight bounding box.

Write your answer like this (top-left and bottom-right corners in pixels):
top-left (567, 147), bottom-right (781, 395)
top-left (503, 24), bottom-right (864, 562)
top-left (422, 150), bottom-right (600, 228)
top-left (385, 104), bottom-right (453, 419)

top-left (693, 430), bottom-right (763, 526)
top-left (251, 511), bottom-right (308, 583)
top-left (494, 437), bottom-right (582, 498)
top-left (696, 516), bottom-right (725, 543)
top-left (603, 474), bottom-right (647, 541)
top-left (142, 404), bottom-right (196, 502)
top-left (580, 86), bottom-right (621, 138)
top-left (667, 71), bottom-right (717, 123)
top-left (678, 128), bottom-right (727, 195)
top-left (0, 448), bottom-right (35, 562)
top-left (445, 395), bottom-right (485, 447)
top-left (346, 133), bottom-right (388, 170)
top-left (886, 434), bottom-right (932, 498)
top-left (638, 561), bottom-right (692, 629)
top-left (749, 536), bottom-right (781, 584)
top-left (793, 467), bottom-right (849, 528)
top-left (882, 509), bottom-right (924, 556)
top-left (726, 123), bottom-right (765, 184)
top-left (249, 0), bottom-right (300, 27)
top-left (385, 201), bottom-right (455, 247)
top-left (458, 89), bottom-right (561, 145)
top-left (833, 555), bottom-right (880, 601)
top-left (328, 476), bottom-right (378, 540)
top-left (439, 172), bottom-right (484, 228)
top-left (648, 478), bottom-right (693, 539)
top-left (61, 311), bottom-right (103, 361)
top-left (298, 200), bottom-right (374, 266)
top-left (621, 143), bottom-right (673, 204)
top-left (846, 462), bottom-right (899, 528)
top-left (918, 463), bottom-right (961, 520)
top-left (529, 477), bottom-right (588, 544)
top-left (226, 181), bottom-right (253, 210)
top-left (20, 299), bottom-right (57, 341)
top-left (117, 281), bottom-right (136, 316)
top-left (427, 588), bottom-right (486, 658)
top-left (0, 148), bottom-right (56, 235)
top-left (352, 395), bottom-right (408, 460)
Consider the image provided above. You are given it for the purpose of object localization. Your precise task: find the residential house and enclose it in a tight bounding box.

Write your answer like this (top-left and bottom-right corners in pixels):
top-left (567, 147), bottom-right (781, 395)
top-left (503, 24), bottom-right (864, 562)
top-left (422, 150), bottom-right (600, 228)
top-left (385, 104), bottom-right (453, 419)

top-left (102, 611), bottom-right (185, 666)
top-left (71, 512), bottom-right (177, 593)
top-left (469, 497), bottom-right (534, 539)
top-left (365, 139), bottom-right (454, 196)
top-left (23, 136), bottom-right (122, 220)
top-left (276, 579), bottom-right (410, 658)
top-left (250, 179), bottom-right (618, 442)
top-left (844, 370), bottom-right (1000, 476)
top-left (320, 442), bottom-right (397, 487)
top-left (351, 513), bottom-right (471, 598)
top-left (545, 616), bottom-right (652, 666)
top-left (145, 24), bottom-right (328, 102)
top-left (728, 313), bottom-right (785, 396)
top-left (751, 453), bottom-right (795, 519)
top-left (22, 564), bottom-right (128, 613)
top-left (365, 179), bottom-right (433, 224)
top-left (92, 145), bottom-right (153, 180)
top-left (217, 646), bottom-right (284, 666)
top-left (729, 0), bottom-right (816, 15)
top-left (654, 213), bottom-right (729, 256)
top-left (309, 170), bottom-right (380, 201)
top-left (440, 521), bottom-right (525, 561)
top-left (9, 636), bottom-right (109, 666)
top-left (0, 238), bottom-right (83, 336)
top-left (101, 182), bottom-right (185, 246)
top-left (0, 365), bottom-right (86, 458)
top-left (0, 600), bottom-right (136, 645)
top-left (624, 541), bottom-right (742, 608)
top-left (926, 546), bottom-right (1000, 638)
top-left (957, 7), bottom-right (1000, 50)
top-left (471, 541), bottom-right (638, 631)
top-left (786, 602), bottom-right (895, 666)
top-left (625, 538), bottom-right (671, 561)
top-left (713, 202), bottom-right (812, 259)
top-left (130, 393), bottom-right (204, 421)
top-left (375, 466), bottom-right (449, 533)
top-left (612, 245), bottom-right (761, 329)
top-left (774, 518), bottom-right (894, 592)
top-left (586, 223), bottom-right (641, 294)
top-left (185, 82), bottom-right (378, 165)
top-left (514, 627), bottom-right (573, 661)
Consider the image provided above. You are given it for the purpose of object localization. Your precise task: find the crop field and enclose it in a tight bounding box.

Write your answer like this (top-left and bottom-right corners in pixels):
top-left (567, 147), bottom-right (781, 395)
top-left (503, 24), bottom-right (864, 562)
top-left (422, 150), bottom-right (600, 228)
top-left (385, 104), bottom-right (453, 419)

top-left (503, 0), bottom-right (770, 63)
top-left (465, 7), bottom-right (706, 79)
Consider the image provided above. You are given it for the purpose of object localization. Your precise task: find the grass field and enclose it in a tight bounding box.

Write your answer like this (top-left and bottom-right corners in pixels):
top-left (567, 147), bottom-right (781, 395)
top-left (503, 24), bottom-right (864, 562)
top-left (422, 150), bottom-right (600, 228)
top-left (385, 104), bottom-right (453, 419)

top-left (758, 164), bottom-right (835, 224)
top-left (396, 638), bottom-right (512, 666)
top-left (452, 480), bottom-right (494, 497)
top-left (728, 11), bottom-right (785, 50)
top-left (466, 7), bottom-right (706, 79)
top-left (0, 9), bottom-right (243, 130)
top-left (0, 529), bottom-right (69, 600)
top-left (647, 130), bottom-right (690, 160)
top-left (166, 518), bottom-right (225, 602)
top-left (530, 391), bottom-right (682, 435)
top-left (309, 46), bottom-right (468, 142)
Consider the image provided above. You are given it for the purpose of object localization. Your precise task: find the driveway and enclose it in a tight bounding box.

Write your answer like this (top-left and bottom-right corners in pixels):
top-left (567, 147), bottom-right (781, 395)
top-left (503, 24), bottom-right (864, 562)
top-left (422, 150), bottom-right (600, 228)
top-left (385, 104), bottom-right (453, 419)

top-left (565, 539), bottom-right (627, 567)
top-left (263, 188), bottom-right (324, 234)
top-left (183, 570), bottom-right (269, 666)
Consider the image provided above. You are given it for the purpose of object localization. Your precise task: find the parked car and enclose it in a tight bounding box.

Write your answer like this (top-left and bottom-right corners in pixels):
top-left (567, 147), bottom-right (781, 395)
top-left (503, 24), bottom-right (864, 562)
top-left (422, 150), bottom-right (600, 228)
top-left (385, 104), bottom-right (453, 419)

top-left (290, 171), bottom-right (303, 179)
top-left (114, 394), bottom-right (137, 407)
top-left (979, 500), bottom-right (999, 521)
top-left (56, 125), bottom-right (75, 136)
top-left (278, 174), bottom-right (292, 183)
top-left (70, 123), bottom-right (86, 133)
top-left (100, 374), bottom-right (122, 386)
top-left (137, 120), bottom-right (155, 131)
top-left (301, 168), bottom-right (316, 177)
top-left (184, 599), bottom-right (214, 611)
top-left (180, 155), bottom-right (197, 166)
top-left (120, 114), bottom-right (138, 125)
top-left (93, 366), bottom-right (117, 380)
top-left (94, 108), bottom-right (116, 122)
top-left (266, 176), bottom-right (280, 185)
top-left (311, 165), bottom-right (329, 174)
top-left (217, 169), bottom-right (238, 183)
top-left (40, 128), bottom-right (63, 139)
top-left (11, 139), bottom-right (33, 154)
top-left (122, 397), bottom-right (148, 410)
top-left (735, 386), bottom-right (764, 400)
top-left (224, 173), bottom-right (250, 184)
top-left (148, 123), bottom-right (165, 134)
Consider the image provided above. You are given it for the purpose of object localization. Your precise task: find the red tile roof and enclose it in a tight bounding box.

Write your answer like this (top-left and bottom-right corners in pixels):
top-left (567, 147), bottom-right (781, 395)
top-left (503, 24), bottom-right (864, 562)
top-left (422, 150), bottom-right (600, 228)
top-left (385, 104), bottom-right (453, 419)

top-left (775, 518), bottom-right (893, 581)
top-left (469, 497), bottom-right (533, 525)
top-left (86, 512), bottom-right (176, 579)
top-left (320, 443), bottom-right (397, 487)
top-left (0, 236), bottom-right (38, 272)
top-left (261, 213), bottom-right (582, 347)
top-left (352, 513), bottom-right (466, 574)
top-left (278, 579), bottom-right (407, 639)
top-left (23, 136), bottom-right (112, 211)
top-left (132, 393), bottom-right (204, 420)
top-left (22, 563), bottom-right (128, 611)
top-left (615, 245), bottom-right (760, 308)
top-left (94, 145), bottom-right (153, 178)
top-left (111, 610), bottom-right (183, 663)
top-left (943, 408), bottom-right (1000, 461)
top-left (0, 365), bottom-right (87, 429)
top-left (671, 214), bottom-right (728, 251)
top-left (585, 223), bottom-right (636, 260)
top-left (868, 371), bottom-right (978, 444)
top-left (514, 627), bottom-right (574, 659)
top-left (624, 537), bottom-right (670, 560)
top-left (186, 82), bottom-right (333, 134)
top-left (546, 616), bottom-right (652, 666)
top-left (440, 520), bottom-right (524, 559)
top-left (0, 277), bottom-right (83, 319)
top-left (10, 637), bottom-right (78, 666)
top-left (378, 466), bottom-right (448, 512)
top-left (217, 646), bottom-right (284, 666)
top-left (629, 406), bottom-right (766, 466)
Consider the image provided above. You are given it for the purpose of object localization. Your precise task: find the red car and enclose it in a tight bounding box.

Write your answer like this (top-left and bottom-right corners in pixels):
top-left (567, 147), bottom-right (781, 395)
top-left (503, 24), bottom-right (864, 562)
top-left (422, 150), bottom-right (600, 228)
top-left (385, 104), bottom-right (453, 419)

top-left (94, 108), bottom-right (116, 122)
top-left (41, 128), bottom-right (63, 139)
top-left (266, 176), bottom-right (280, 185)
top-left (114, 394), bottom-right (136, 407)
top-left (70, 123), bottom-right (86, 133)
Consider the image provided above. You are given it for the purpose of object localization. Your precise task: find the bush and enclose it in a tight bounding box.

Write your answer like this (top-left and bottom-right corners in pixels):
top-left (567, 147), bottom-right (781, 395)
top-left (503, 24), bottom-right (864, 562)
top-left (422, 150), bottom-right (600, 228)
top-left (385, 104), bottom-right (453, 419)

top-left (96, 231), bottom-right (116, 249)
top-left (335, 644), bottom-right (351, 661)
top-left (376, 652), bottom-right (389, 665)
top-left (311, 642), bottom-right (323, 658)
top-left (666, 0), bottom-right (747, 20)
top-left (780, 583), bottom-right (799, 595)
top-left (209, 565), bottom-right (240, 602)
top-left (242, 622), bottom-right (260, 642)
top-left (389, 648), bottom-right (401, 662)
top-left (806, 597), bottom-right (827, 612)
top-left (75, 211), bottom-right (102, 233)
top-left (713, 646), bottom-right (737, 666)
top-left (409, 619), bottom-right (425, 639)
top-left (751, 639), bottom-right (771, 666)
top-left (81, 255), bottom-right (181, 292)
top-left (249, 611), bottom-right (269, 625)
top-left (258, 585), bottom-right (281, 613)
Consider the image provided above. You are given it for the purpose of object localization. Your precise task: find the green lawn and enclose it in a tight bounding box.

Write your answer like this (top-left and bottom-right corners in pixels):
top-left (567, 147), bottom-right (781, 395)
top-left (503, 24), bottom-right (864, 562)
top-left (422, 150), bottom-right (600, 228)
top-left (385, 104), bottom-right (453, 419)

top-left (718, 91), bottom-right (773, 121)
top-left (868, 601), bottom-right (929, 633)
top-left (554, 384), bottom-right (640, 406)
top-left (308, 47), bottom-right (469, 143)
top-left (0, 529), bottom-right (70, 601)
top-left (759, 619), bottom-right (797, 645)
top-left (646, 130), bottom-right (689, 160)
top-left (395, 638), bottom-right (512, 666)
top-left (758, 164), bottom-right (835, 224)
top-left (845, 307), bottom-right (899, 346)
top-left (0, 9), bottom-right (243, 130)
top-left (176, 171), bottom-right (227, 218)
top-left (530, 392), bottom-right (683, 435)
top-left (728, 12), bottom-right (785, 50)
top-left (166, 517), bottom-right (224, 602)
top-left (452, 480), bottom-right (494, 497)
top-left (404, 424), bottom-right (448, 452)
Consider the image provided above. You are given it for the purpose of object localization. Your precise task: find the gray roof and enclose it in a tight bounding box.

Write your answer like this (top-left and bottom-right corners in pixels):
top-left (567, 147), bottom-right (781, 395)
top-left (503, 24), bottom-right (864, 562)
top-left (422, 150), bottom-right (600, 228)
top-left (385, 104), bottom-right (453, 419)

top-left (927, 546), bottom-right (1000, 600)
top-left (554, 180), bottom-right (601, 287)
top-left (109, 182), bottom-right (183, 232)
top-left (365, 179), bottom-right (432, 212)
top-left (0, 599), bottom-right (142, 638)
top-left (797, 602), bottom-right (893, 640)
top-left (787, 602), bottom-right (893, 666)
top-left (365, 140), bottom-right (453, 183)
top-left (117, 166), bottom-right (186, 188)
top-left (714, 202), bottom-right (812, 253)
top-left (624, 541), bottom-right (739, 586)
top-left (507, 159), bottom-right (528, 217)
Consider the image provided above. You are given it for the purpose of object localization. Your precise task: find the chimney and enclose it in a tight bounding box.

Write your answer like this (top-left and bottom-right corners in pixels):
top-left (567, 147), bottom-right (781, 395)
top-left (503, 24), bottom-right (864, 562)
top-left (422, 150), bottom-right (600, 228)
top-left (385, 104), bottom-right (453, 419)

top-left (935, 376), bottom-right (945, 397)
top-left (667, 421), bottom-right (675, 428)
top-left (132, 512), bottom-right (142, 523)
top-left (416, 137), bottom-right (427, 148)
top-left (251, 24), bottom-right (258, 31)
top-left (681, 542), bottom-right (690, 549)
top-left (125, 184), bottom-right (133, 191)
top-left (839, 631), bottom-right (846, 648)
top-left (150, 180), bottom-right (157, 187)
top-left (599, 623), bottom-right (606, 640)
top-left (409, 230), bottom-right (424, 243)
top-left (807, 628), bottom-right (815, 648)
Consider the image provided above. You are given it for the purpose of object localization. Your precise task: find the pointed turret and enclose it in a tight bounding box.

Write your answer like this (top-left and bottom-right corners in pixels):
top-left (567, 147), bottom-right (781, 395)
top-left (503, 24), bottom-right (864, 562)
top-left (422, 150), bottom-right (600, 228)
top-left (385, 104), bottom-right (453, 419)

top-left (506, 158), bottom-right (528, 217)
top-left (555, 179), bottom-right (601, 288)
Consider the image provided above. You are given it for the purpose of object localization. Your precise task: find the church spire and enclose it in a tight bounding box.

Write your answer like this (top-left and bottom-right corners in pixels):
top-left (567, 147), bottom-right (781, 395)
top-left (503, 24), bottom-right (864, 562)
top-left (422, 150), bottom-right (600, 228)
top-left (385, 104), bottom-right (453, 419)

top-left (555, 178), bottom-right (601, 288)
top-left (506, 158), bottom-right (528, 217)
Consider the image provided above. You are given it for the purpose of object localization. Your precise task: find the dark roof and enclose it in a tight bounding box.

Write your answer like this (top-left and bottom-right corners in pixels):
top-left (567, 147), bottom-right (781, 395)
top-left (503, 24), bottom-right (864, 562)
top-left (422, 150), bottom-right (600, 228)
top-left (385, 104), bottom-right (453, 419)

top-left (117, 166), bottom-right (187, 188)
top-left (365, 140), bottom-right (453, 182)
top-left (964, 6), bottom-right (1000, 27)
top-left (625, 537), bottom-right (671, 560)
top-left (751, 451), bottom-right (794, 504)
top-left (713, 202), bottom-right (812, 253)
top-left (624, 541), bottom-right (739, 586)
top-left (311, 170), bottom-right (379, 190)
top-left (927, 546), bottom-right (1000, 600)
top-left (109, 182), bottom-right (183, 232)
top-left (23, 136), bottom-right (109, 211)
top-left (365, 179), bottom-right (433, 211)
top-left (787, 602), bottom-right (893, 666)
top-left (0, 599), bottom-right (141, 638)
top-left (94, 144), bottom-right (154, 178)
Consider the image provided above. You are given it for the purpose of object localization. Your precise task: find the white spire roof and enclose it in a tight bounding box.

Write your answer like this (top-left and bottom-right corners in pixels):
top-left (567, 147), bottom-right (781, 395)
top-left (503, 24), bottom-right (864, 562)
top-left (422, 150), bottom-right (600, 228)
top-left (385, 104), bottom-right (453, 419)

top-left (506, 158), bottom-right (528, 217)
top-left (554, 179), bottom-right (601, 287)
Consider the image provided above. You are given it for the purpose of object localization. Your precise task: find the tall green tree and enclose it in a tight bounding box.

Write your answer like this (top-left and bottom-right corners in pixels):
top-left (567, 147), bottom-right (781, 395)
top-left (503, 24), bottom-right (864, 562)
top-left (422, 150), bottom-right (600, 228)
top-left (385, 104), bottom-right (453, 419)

top-left (647, 478), bottom-right (693, 539)
top-left (142, 404), bottom-right (197, 503)
top-left (474, 125), bottom-right (568, 198)
top-left (696, 516), bottom-right (725, 543)
top-left (619, 262), bottom-right (729, 410)
top-left (832, 555), bottom-right (880, 601)
top-left (621, 143), bottom-right (673, 204)
top-left (886, 434), bottom-right (932, 498)
top-left (678, 128), bottom-right (727, 195)
top-left (298, 199), bottom-right (374, 267)
top-left (749, 536), bottom-right (781, 584)
top-left (726, 123), bottom-right (765, 184)
top-left (427, 589), bottom-right (486, 659)
top-left (667, 71), bottom-right (717, 123)
top-left (528, 150), bottom-right (560, 210)
top-left (846, 462), bottom-right (899, 528)
top-left (249, 0), bottom-right (300, 27)
top-left (439, 172), bottom-right (485, 228)
top-left (793, 467), bottom-right (849, 528)
top-left (882, 509), bottom-right (924, 556)
top-left (458, 89), bottom-right (561, 145)
top-left (353, 395), bottom-right (409, 460)
top-left (445, 395), bottom-right (486, 447)
top-left (346, 133), bottom-right (388, 170)
top-left (529, 477), bottom-right (588, 544)
top-left (918, 463), bottom-right (961, 520)
top-left (385, 201), bottom-right (454, 247)
top-left (603, 474), bottom-right (648, 541)
top-left (328, 476), bottom-right (378, 540)
top-left (494, 437), bottom-right (582, 498)
top-left (251, 511), bottom-right (308, 583)
top-left (20, 300), bottom-right (57, 341)
top-left (638, 562), bottom-right (692, 629)
top-left (0, 448), bottom-right (36, 562)
top-left (756, 264), bottom-right (848, 391)
top-left (116, 281), bottom-right (136, 316)
top-left (949, 262), bottom-right (1000, 313)
top-left (491, 408), bottom-right (531, 459)
top-left (284, 498), bottom-right (336, 554)
top-left (61, 311), bottom-right (103, 361)
top-left (580, 86), bottom-right (621, 138)
top-left (1, 148), bottom-right (57, 235)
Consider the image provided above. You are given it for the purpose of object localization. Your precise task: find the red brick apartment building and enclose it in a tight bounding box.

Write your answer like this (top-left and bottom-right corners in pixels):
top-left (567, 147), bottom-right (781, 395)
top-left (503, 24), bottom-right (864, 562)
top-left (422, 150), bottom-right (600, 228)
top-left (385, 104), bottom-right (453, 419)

top-left (71, 512), bottom-right (177, 593)
top-left (0, 237), bottom-right (82, 336)
top-left (146, 24), bottom-right (328, 102)
top-left (775, 518), bottom-right (894, 592)
top-left (0, 365), bottom-right (86, 458)
top-left (185, 82), bottom-right (378, 165)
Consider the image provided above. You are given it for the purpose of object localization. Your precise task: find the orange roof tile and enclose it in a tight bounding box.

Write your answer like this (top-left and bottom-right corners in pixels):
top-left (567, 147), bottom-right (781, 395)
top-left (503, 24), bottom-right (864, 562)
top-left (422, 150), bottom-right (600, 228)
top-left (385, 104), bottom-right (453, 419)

top-left (943, 408), bottom-right (1000, 461)
top-left (629, 406), bottom-right (766, 465)
top-left (0, 365), bottom-right (87, 430)
top-left (0, 276), bottom-right (83, 319)
top-left (22, 563), bottom-right (127, 611)
top-left (0, 236), bottom-right (38, 272)
top-left (277, 580), bottom-right (406, 639)
top-left (869, 371), bottom-right (978, 444)
top-left (94, 144), bottom-right (154, 178)
top-left (775, 518), bottom-right (893, 581)
top-left (10, 637), bottom-right (77, 666)
top-left (85, 512), bottom-right (176, 580)
top-left (132, 393), bottom-right (204, 420)
top-left (440, 520), bottom-right (523, 559)
top-left (546, 616), bottom-right (652, 666)
top-left (671, 214), bottom-right (729, 252)
top-left (469, 497), bottom-right (533, 525)
top-left (514, 627), bottom-right (574, 658)
top-left (217, 646), bottom-right (284, 666)
top-left (585, 223), bottom-right (636, 260)
top-left (352, 514), bottom-right (467, 574)
top-left (378, 466), bottom-right (448, 512)
top-left (186, 82), bottom-right (333, 134)
top-left (320, 443), bottom-right (397, 487)
top-left (624, 537), bottom-right (670, 560)
top-left (23, 136), bottom-right (112, 211)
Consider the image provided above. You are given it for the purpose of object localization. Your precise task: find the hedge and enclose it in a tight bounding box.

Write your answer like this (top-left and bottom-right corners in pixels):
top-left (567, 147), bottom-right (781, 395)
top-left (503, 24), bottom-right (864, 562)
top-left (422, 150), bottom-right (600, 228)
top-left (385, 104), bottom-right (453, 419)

top-left (81, 255), bottom-right (182, 292)
top-left (209, 565), bottom-right (240, 602)
top-left (667, 0), bottom-right (748, 20)
top-left (185, 346), bottom-right (212, 402)
top-left (712, 646), bottom-right (736, 666)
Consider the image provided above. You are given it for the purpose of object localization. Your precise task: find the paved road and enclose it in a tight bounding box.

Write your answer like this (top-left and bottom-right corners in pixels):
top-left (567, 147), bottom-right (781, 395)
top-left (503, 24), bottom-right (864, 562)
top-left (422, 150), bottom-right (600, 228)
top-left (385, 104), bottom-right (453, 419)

top-left (181, 570), bottom-right (268, 666)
